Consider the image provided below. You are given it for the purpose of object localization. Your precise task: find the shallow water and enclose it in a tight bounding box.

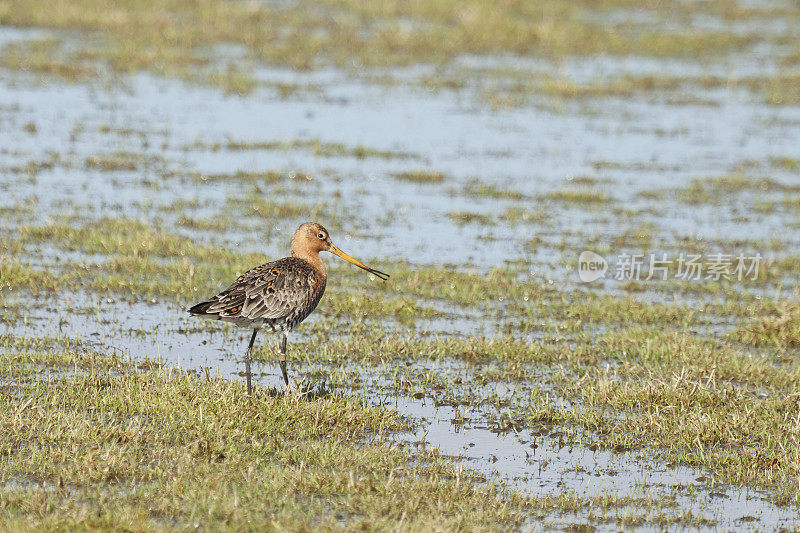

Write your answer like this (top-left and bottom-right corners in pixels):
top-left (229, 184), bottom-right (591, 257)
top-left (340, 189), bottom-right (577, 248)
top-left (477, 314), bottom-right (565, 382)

top-left (3, 32), bottom-right (800, 274)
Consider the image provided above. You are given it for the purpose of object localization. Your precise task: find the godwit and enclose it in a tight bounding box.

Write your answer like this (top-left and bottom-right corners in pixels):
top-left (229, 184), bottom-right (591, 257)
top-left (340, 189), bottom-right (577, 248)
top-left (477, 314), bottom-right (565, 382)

top-left (188, 222), bottom-right (389, 394)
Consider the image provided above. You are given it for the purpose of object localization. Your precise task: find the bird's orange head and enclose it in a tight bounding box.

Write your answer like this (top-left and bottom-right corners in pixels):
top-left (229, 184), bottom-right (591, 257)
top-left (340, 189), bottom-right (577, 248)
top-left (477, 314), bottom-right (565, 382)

top-left (291, 222), bottom-right (389, 280)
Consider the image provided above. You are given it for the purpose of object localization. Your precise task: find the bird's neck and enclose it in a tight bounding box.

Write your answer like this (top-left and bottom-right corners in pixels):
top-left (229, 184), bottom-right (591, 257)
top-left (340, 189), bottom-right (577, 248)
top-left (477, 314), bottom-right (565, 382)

top-left (291, 247), bottom-right (326, 279)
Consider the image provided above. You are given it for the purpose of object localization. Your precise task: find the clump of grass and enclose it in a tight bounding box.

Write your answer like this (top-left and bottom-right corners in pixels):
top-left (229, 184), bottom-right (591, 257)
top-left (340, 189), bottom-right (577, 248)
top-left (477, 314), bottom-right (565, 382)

top-left (566, 370), bottom-right (800, 500)
top-left (85, 152), bottom-right (146, 172)
top-left (491, 325), bottom-right (800, 502)
top-left (18, 218), bottom-right (218, 259)
top-left (678, 174), bottom-right (800, 204)
top-left (228, 196), bottom-right (341, 225)
top-left (567, 175), bottom-right (609, 186)
top-left (188, 170), bottom-right (304, 184)
top-left (769, 156), bottom-right (800, 170)
top-left (611, 221), bottom-right (658, 249)
top-left (189, 138), bottom-right (417, 160)
top-left (0, 257), bottom-right (61, 292)
top-left (464, 181), bottom-right (524, 200)
top-left (447, 211), bottom-right (493, 225)
top-left (758, 74), bottom-right (800, 106)
top-left (320, 290), bottom-right (443, 324)
top-left (176, 215), bottom-right (231, 231)
top-left (501, 206), bottom-right (547, 224)
top-left (753, 197), bottom-right (800, 213)
top-left (0, 38), bottom-right (96, 81)
top-left (391, 170), bottom-right (446, 183)
top-left (544, 188), bottom-right (612, 204)
top-left (202, 68), bottom-right (258, 95)
top-left (732, 301), bottom-right (800, 350)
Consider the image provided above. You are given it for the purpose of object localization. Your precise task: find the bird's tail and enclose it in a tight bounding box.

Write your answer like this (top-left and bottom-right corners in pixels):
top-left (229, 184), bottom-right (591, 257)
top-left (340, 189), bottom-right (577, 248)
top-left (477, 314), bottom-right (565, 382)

top-left (187, 300), bottom-right (215, 316)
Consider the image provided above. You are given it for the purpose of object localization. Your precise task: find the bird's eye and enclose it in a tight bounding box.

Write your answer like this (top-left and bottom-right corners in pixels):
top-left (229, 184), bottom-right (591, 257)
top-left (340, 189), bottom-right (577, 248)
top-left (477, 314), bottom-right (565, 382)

top-left (317, 233), bottom-right (325, 239)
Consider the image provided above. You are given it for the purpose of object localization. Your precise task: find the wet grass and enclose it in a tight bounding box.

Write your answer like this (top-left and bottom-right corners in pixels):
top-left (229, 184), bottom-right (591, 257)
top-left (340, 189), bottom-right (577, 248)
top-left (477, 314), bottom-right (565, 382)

top-left (544, 189), bottom-right (613, 205)
top-left (732, 301), bottom-right (800, 350)
top-left (0, 38), bottom-right (95, 81)
top-left (5, 204), bottom-right (800, 523)
top-left (544, 329), bottom-right (800, 503)
top-left (226, 196), bottom-right (344, 228)
top-left (177, 170), bottom-right (296, 185)
top-left (471, 69), bottom-right (800, 107)
top-left (463, 181), bottom-right (525, 201)
top-left (185, 138), bottom-right (417, 161)
top-left (1, 0), bottom-right (796, 97)
top-left (176, 215), bottom-right (231, 232)
top-left (447, 211), bottom-right (494, 226)
top-left (677, 174), bottom-right (800, 205)
top-left (85, 152), bottom-right (144, 172)
top-left (391, 170), bottom-right (446, 184)
top-left (0, 336), bottom-right (533, 530)
top-left (500, 206), bottom-right (548, 225)
top-left (7, 217), bottom-right (796, 326)
top-left (292, 321), bottom-right (800, 503)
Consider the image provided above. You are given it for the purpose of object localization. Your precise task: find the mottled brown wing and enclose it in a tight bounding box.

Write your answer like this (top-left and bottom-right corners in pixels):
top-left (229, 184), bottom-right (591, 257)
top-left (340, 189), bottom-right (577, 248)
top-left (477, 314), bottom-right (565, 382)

top-left (188, 257), bottom-right (317, 321)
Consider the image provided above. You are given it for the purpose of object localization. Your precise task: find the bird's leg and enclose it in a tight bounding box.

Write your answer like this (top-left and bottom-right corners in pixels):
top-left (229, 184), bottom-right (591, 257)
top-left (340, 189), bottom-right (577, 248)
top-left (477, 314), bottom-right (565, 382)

top-left (279, 333), bottom-right (289, 387)
top-left (245, 329), bottom-right (258, 396)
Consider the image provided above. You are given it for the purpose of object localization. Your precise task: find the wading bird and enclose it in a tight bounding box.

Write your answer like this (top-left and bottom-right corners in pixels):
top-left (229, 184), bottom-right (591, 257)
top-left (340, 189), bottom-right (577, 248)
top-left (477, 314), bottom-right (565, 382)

top-left (188, 222), bottom-right (389, 395)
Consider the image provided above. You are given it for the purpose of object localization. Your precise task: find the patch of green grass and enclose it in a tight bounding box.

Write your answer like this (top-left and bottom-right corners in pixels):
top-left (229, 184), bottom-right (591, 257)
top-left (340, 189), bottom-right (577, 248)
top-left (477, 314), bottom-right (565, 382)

top-left (567, 176), bottom-right (610, 186)
top-left (677, 174), bottom-right (800, 204)
top-left (464, 181), bottom-right (525, 200)
top-left (755, 74), bottom-right (800, 106)
top-left (544, 188), bottom-right (612, 205)
top-left (187, 138), bottom-right (417, 160)
top-left (447, 211), bottom-right (494, 226)
top-left (0, 339), bottom-right (532, 530)
top-left (611, 221), bottom-right (658, 250)
top-left (294, 315), bottom-right (800, 503)
top-left (391, 170), bottom-right (446, 184)
top-left (1, 0), bottom-right (783, 92)
top-left (176, 215), bottom-right (231, 231)
top-left (0, 202), bottom-right (35, 220)
top-left (753, 196), bottom-right (800, 214)
top-left (227, 196), bottom-right (343, 226)
top-left (508, 324), bottom-right (800, 502)
top-left (769, 156), bottom-right (800, 170)
top-left (181, 169), bottom-right (298, 184)
top-left (0, 257), bottom-right (61, 293)
top-left (500, 206), bottom-right (547, 224)
top-left (18, 218), bottom-right (228, 260)
top-left (731, 301), bottom-right (800, 350)
top-left (323, 290), bottom-right (444, 324)
top-left (0, 38), bottom-right (95, 81)
top-left (85, 152), bottom-right (165, 172)
top-left (9, 219), bottom-right (440, 321)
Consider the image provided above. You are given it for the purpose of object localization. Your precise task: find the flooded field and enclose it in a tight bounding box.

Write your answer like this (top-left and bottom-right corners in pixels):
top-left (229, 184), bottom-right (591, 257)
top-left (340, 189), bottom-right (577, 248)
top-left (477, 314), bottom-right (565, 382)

top-left (2, 0), bottom-right (800, 530)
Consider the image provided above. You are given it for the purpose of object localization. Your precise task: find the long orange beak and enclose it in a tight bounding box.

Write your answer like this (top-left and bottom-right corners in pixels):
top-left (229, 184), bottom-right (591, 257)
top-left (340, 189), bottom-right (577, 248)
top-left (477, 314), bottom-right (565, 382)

top-left (329, 243), bottom-right (389, 280)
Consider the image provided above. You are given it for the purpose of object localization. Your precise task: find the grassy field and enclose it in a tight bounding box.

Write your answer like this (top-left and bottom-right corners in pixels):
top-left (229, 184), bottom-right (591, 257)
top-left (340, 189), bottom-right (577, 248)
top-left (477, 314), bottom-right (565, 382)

top-left (2, 0), bottom-right (800, 530)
